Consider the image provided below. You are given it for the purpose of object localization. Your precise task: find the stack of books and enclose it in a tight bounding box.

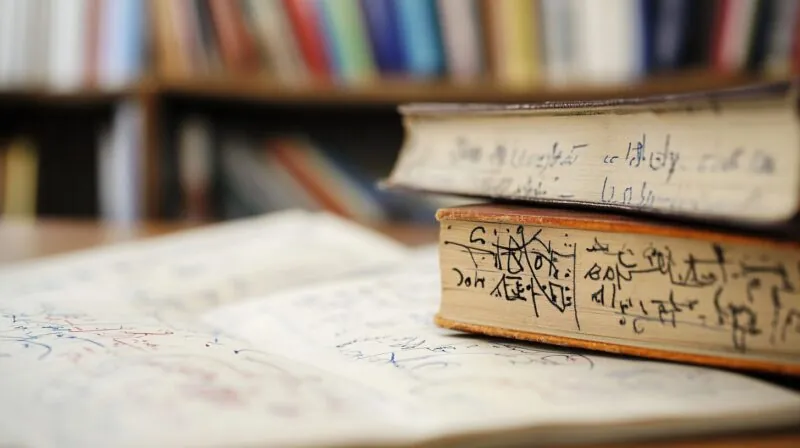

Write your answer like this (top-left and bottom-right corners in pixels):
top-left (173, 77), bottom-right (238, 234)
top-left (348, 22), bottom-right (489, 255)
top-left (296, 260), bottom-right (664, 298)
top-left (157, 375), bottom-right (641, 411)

top-left (386, 80), bottom-right (800, 375)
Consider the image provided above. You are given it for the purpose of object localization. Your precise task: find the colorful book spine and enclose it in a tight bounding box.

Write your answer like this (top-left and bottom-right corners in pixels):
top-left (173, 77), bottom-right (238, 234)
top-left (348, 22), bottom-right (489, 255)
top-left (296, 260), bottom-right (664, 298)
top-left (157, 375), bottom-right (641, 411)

top-left (360, 0), bottom-right (405, 74)
top-left (284, 0), bottom-right (331, 79)
top-left (489, 0), bottom-right (542, 86)
top-left (207, 0), bottom-right (260, 73)
top-left (395, 0), bottom-right (445, 77)
top-left (318, 0), bottom-right (376, 83)
top-left (3, 138), bottom-right (38, 219)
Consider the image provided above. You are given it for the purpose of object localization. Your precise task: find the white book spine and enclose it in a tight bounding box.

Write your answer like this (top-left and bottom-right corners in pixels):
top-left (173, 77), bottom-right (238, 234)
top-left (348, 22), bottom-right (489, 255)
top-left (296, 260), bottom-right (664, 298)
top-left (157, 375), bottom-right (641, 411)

top-left (9, 0), bottom-right (29, 86)
top-left (574, 0), bottom-right (643, 85)
top-left (49, 0), bottom-right (88, 91)
top-left (541, 0), bottom-right (578, 85)
top-left (27, 0), bottom-right (51, 87)
top-left (437, 0), bottom-right (484, 83)
top-left (100, 100), bottom-right (143, 224)
top-left (0, 0), bottom-right (14, 86)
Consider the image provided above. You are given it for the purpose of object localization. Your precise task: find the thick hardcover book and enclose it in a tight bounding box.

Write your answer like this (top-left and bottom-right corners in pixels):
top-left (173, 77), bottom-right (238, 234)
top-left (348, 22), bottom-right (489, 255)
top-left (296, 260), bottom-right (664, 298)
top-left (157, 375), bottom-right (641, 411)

top-left (435, 204), bottom-right (800, 375)
top-left (386, 81), bottom-right (800, 225)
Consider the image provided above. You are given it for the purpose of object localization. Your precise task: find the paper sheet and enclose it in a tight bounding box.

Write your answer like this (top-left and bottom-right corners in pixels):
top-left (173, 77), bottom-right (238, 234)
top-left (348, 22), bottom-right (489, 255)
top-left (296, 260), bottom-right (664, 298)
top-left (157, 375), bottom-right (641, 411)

top-left (0, 210), bottom-right (410, 316)
top-left (0, 210), bottom-right (414, 447)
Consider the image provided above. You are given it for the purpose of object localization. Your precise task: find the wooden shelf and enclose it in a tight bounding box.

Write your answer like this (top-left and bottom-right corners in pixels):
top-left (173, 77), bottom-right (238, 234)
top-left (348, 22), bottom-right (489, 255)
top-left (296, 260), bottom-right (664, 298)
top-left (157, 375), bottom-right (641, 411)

top-left (0, 73), bottom-right (783, 106)
top-left (0, 84), bottom-right (145, 105)
top-left (158, 72), bottom-right (772, 105)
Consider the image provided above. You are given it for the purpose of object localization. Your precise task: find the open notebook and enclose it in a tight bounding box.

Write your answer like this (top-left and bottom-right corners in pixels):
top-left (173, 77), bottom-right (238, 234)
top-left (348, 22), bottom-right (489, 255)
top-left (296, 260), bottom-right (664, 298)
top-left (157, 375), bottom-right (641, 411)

top-left (0, 210), bottom-right (798, 447)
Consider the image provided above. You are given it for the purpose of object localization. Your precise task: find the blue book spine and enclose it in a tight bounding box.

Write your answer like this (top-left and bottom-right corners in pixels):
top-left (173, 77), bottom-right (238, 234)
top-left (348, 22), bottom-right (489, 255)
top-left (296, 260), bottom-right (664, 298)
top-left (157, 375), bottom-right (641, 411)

top-left (394, 0), bottom-right (444, 77)
top-left (651, 0), bottom-right (691, 72)
top-left (640, 0), bottom-right (658, 74)
top-left (360, 0), bottom-right (405, 73)
top-left (122, 0), bottom-right (145, 81)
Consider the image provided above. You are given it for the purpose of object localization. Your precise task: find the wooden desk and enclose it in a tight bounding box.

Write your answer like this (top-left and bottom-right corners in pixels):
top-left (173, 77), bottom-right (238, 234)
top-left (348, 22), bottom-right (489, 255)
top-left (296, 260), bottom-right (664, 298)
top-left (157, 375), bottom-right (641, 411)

top-left (0, 219), bottom-right (797, 447)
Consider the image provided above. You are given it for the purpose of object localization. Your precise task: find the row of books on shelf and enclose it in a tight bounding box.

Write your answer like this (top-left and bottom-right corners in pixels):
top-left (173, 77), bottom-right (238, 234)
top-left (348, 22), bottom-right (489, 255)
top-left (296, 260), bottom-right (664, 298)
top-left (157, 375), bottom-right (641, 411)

top-left (171, 116), bottom-right (457, 223)
top-left (3, 0), bottom-right (800, 92)
top-left (0, 107), bottom-right (444, 223)
top-left (0, 0), bottom-right (145, 91)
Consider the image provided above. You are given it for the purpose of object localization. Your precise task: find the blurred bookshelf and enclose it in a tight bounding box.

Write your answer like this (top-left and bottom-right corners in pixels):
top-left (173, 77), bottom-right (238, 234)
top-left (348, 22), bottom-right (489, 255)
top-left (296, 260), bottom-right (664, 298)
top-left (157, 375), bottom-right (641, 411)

top-left (0, 0), bottom-right (797, 226)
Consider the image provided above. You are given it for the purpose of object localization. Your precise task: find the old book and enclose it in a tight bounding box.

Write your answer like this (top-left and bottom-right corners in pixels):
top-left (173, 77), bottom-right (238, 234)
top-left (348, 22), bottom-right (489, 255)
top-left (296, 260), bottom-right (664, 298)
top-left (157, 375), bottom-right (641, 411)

top-left (386, 81), bottom-right (800, 225)
top-left (435, 204), bottom-right (800, 375)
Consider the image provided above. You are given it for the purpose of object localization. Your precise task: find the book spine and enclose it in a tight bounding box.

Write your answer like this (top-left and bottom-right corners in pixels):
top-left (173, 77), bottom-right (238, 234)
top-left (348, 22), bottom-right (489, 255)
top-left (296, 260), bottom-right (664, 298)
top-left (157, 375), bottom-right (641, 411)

top-left (271, 138), bottom-right (353, 218)
top-left (763, 0), bottom-right (800, 75)
top-left (360, 0), bottom-right (405, 74)
top-left (395, 0), bottom-right (445, 78)
top-left (436, 0), bottom-right (484, 82)
top-left (207, 0), bottom-right (260, 74)
top-left (317, 0), bottom-right (376, 84)
top-left (283, 0), bottom-right (331, 79)
top-left (3, 138), bottom-right (39, 218)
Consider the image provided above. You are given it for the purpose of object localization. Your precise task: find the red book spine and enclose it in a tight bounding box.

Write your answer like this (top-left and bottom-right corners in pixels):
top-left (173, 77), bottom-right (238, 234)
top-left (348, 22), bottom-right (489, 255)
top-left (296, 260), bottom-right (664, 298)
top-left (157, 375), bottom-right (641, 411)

top-left (270, 140), bottom-right (351, 218)
top-left (283, 0), bottom-right (330, 79)
top-left (710, 0), bottom-right (731, 72)
top-left (85, 0), bottom-right (102, 86)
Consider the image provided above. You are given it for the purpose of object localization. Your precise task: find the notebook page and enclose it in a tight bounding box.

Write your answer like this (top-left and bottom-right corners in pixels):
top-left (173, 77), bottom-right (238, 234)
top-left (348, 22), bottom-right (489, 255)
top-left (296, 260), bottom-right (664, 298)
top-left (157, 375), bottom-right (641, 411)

top-left (0, 291), bottom-right (412, 447)
top-left (0, 210), bottom-right (410, 317)
top-left (206, 248), bottom-right (800, 446)
top-left (0, 211), bottom-right (419, 447)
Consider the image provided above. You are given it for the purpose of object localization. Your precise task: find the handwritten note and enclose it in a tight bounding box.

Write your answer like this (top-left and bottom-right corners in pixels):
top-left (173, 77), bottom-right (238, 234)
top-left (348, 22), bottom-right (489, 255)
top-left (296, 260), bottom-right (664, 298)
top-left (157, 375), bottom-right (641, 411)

top-left (206, 249), bottom-right (800, 445)
top-left (0, 293), bottom-right (397, 447)
top-left (439, 220), bottom-right (800, 363)
top-left (0, 210), bottom-right (415, 447)
top-left (390, 104), bottom-right (800, 221)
